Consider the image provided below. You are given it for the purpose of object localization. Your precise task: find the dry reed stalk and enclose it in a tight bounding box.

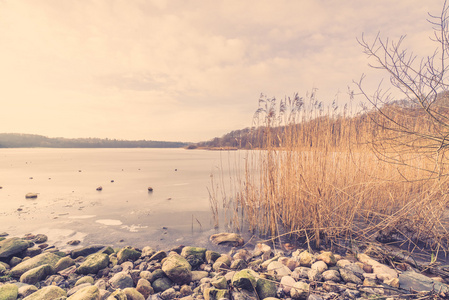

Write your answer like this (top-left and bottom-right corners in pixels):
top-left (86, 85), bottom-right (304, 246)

top-left (210, 93), bottom-right (449, 252)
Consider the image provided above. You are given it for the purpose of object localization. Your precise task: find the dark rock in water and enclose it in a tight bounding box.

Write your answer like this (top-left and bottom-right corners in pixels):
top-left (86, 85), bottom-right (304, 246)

top-left (25, 193), bottom-right (38, 199)
top-left (33, 234), bottom-right (48, 244)
top-left (399, 271), bottom-right (449, 292)
top-left (210, 233), bottom-right (244, 247)
top-left (111, 180), bottom-right (114, 183)
top-left (148, 187), bottom-right (153, 192)
top-left (96, 186), bottom-right (102, 191)
top-left (71, 245), bottom-right (107, 259)
top-left (67, 240), bottom-right (80, 246)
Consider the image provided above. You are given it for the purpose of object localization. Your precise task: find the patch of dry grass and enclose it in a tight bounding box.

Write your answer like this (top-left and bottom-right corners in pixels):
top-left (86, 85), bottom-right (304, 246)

top-left (212, 94), bottom-right (449, 253)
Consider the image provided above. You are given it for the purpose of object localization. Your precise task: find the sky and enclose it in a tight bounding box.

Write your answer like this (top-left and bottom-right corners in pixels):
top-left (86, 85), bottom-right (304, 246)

top-left (0, 0), bottom-right (444, 142)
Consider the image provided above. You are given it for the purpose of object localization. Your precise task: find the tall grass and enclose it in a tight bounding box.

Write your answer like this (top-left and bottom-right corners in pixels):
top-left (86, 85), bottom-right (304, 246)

top-left (214, 92), bottom-right (449, 252)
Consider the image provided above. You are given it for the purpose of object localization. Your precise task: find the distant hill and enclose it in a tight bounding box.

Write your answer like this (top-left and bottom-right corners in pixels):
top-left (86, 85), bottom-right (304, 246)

top-left (0, 133), bottom-right (188, 148)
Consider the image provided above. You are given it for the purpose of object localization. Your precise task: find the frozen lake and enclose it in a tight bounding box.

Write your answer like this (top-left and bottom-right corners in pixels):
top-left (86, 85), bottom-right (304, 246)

top-left (0, 148), bottom-right (245, 250)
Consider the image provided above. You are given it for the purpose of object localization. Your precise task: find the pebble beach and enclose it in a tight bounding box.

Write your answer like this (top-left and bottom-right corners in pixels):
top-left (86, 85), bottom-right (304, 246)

top-left (0, 231), bottom-right (448, 300)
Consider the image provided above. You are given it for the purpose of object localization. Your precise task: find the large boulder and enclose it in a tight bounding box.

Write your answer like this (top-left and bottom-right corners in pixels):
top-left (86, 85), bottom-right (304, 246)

top-left (11, 252), bottom-right (60, 277)
top-left (0, 237), bottom-right (31, 258)
top-left (0, 283), bottom-right (18, 300)
top-left (67, 285), bottom-right (99, 300)
top-left (77, 252), bottom-right (109, 275)
top-left (20, 264), bottom-right (54, 284)
top-left (22, 285), bottom-right (66, 300)
top-left (161, 253), bottom-right (192, 284)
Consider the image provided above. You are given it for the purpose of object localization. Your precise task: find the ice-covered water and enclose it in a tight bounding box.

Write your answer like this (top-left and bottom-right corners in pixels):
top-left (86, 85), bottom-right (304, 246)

top-left (0, 148), bottom-right (245, 250)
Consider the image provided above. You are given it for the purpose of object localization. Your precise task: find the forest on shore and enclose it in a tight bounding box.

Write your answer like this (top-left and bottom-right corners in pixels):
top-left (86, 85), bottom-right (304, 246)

top-left (0, 133), bottom-right (187, 148)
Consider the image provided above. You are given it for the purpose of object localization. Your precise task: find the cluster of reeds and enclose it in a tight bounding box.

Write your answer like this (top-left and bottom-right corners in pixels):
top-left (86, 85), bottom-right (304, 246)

top-left (212, 91), bottom-right (449, 253)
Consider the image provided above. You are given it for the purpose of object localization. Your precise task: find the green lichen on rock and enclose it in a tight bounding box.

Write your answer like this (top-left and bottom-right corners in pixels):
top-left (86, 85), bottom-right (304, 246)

top-left (11, 252), bottom-right (60, 277)
top-left (0, 283), bottom-right (18, 300)
top-left (77, 252), bottom-right (109, 275)
top-left (232, 269), bottom-right (258, 290)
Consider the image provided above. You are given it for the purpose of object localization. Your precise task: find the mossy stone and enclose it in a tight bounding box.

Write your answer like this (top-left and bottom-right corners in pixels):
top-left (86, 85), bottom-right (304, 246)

top-left (0, 283), bottom-right (18, 300)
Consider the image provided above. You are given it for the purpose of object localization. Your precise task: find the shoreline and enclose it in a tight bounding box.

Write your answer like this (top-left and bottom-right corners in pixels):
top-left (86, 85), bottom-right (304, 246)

top-left (0, 231), bottom-right (448, 299)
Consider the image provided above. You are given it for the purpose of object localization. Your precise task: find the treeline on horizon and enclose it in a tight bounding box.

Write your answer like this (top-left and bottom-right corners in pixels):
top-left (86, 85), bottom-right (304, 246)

top-left (0, 133), bottom-right (188, 148)
top-left (197, 94), bottom-right (449, 150)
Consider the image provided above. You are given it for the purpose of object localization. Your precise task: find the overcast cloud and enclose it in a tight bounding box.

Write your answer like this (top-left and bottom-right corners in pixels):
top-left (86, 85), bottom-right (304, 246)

top-left (0, 0), bottom-right (443, 142)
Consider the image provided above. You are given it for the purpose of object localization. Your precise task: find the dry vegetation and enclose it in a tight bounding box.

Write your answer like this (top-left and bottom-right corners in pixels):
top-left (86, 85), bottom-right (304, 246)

top-left (210, 92), bottom-right (449, 254)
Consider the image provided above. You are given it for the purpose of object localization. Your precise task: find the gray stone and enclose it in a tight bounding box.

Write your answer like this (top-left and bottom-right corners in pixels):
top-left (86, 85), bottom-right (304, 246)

top-left (11, 252), bottom-right (60, 277)
top-left (55, 256), bottom-right (75, 272)
top-left (18, 285), bottom-right (38, 298)
top-left (307, 269), bottom-right (322, 282)
top-left (230, 259), bottom-right (247, 270)
top-left (77, 252), bottom-right (109, 275)
top-left (399, 270), bottom-right (449, 292)
top-left (321, 270), bottom-right (340, 282)
top-left (152, 277), bottom-right (173, 293)
top-left (161, 253), bottom-right (192, 284)
top-left (109, 272), bottom-right (134, 289)
top-left (20, 264), bottom-right (54, 284)
top-left (339, 268), bottom-right (362, 285)
top-left (0, 237), bottom-right (31, 258)
top-left (117, 246), bottom-right (141, 264)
